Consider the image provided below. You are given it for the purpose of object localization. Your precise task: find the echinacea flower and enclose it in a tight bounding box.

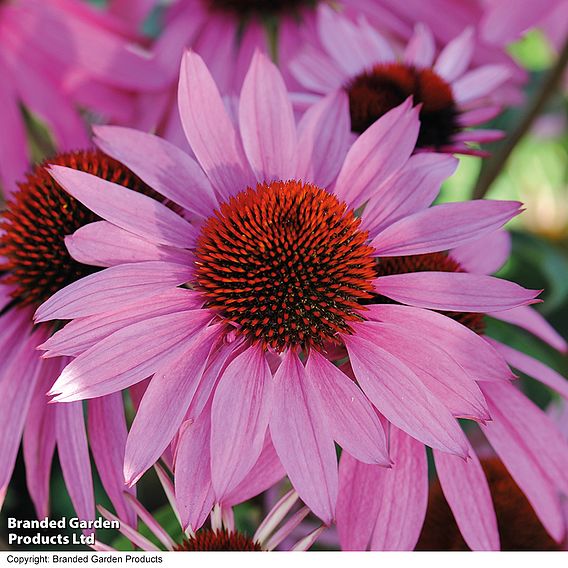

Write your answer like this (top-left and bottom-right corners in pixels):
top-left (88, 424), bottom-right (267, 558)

top-left (0, 149), bottom-right (166, 524)
top-left (290, 7), bottom-right (510, 154)
top-left (0, 0), bottom-right (166, 198)
top-left (335, 229), bottom-right (568, 550)
top-left (34, 51), bottom-right (540, 527)
top-left (94, 465), bottom-right (325, 552)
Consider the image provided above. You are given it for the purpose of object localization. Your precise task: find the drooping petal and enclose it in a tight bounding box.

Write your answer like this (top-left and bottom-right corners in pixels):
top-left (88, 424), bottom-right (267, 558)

top-left (365, 304), bottom-right (513, 382)
top-left (371, 201), bottom-right (521, 257)
top-left (93, 126), bottom-right (218, 219)
top-left (270, 351), bottom-right (338, 524)
top-left (369, 428), bottom-right (428, 550)
top-left (450, 229), bottom-right (511, 275)
top-left (434, 27), bottom-right (475, 82)
top-left (48, 166), bottom-right (195, 248)
top-left (345, 334), bottom-right (469, 456)
top-left (404, 24), bottom-right (436, 68)
top-left (56, 401), bottom-right (95, 524)
top-left (239, 51), bottom-right (298, 181)
top-left (178, 51), bottom-right (255, 201)
top-left (334, 99), bottom-right (420, 209)
top-left (211, 345), bottom-right (273, 500)
top-left (35, 261), bottom-right (193, 323)
top-left (306, 351), bottom-right (389, 465)
top-left (88, 393), bottom-right (135, 526)
top-left (374, 272), bottom-right (540, 312)
top-left (452, 65), bottom-right (513, 104)
top-left (49, 310), bottom-right (213, 402)
top-left (434, 446), bottom-right (500, 550)
top-left (124, 325), bottom-right (220, 485)
top-left (296, 91), bottom-right (351, 188)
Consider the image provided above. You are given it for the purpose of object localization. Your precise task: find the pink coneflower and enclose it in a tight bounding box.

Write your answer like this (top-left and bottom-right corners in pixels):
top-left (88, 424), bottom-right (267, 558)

top-left (94, 465), bottom-right (325, 552)
top-left (35, 51), bottom-right (540, 526)
top-left (0, 0), bottom-right (166, 198)
top-left (335, 229), bottom-right (568, 550)
top-left (0, 149), bottom-right (166, 524)
top-left (290, 7), bottom-right (510, 154)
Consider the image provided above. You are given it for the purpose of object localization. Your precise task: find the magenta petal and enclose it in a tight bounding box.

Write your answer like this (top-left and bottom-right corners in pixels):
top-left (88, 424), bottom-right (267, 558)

top-left (175, 409), bottom-right (215, 533)
top-left (434, 447), bottom-right (500, 550)
top-left (345, 334), bottom-right (469, 456)
top-left (357, 322), bottom-right (489, 421)
top-left (296, 91), bottom-right (351, 188)
top-left (306, 351), bottom-right (389, 465)
top-left (270, 351), bottom-right (338, 524)
top-left (404, 23), bottom-right (435, 68)
top-left (124, 326), bottom-right (220, 485)
top-left (369, 428), bottom-right (428, 550)
top-left (239, 51), bottom-right (298, 181)
top-left (366, 304), bottom-right (513, 383)
top-left (452, 65), bottom-right (512, 104)
top-left (336, 452), bottom-right (383, 550)
top-left (211, 345), bottom-right (273, 500)
top-left (88, 394), bottom-right (135, 526)
top-left (374, 272), bottom-right (540, 313)
top-left (49, 310), bottom-right (213, 402)
top-left (178, 51), bottom-right (255, 201)
top-left (362, 153), bottom-right (457, 238)
top-left (371, 200), bottom-right (521, 256)
top-left (35, 261), bottom-right (193, 323)
top-left (334, 99), bottom-right (419, 209)
top-left (93, 126), bottom-right (218, 220)
top-left (481, 382), bottom-right (568, 541)
top-left (48, 166), bottom-right (195, 249)
top-left (434, 27), bottom-right (474, 82)
top-left (56, 402), bottom-right (95, 525)
top-left (450, 229), bottom-right (511, 275)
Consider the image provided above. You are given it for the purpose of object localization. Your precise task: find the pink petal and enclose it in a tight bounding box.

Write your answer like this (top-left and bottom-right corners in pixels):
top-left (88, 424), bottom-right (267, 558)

top-left (434, 27), bottom-right (475, 82)
top-left (371, 200), bottom-right (522, 256)
top-left (450, 229), bottom-right (511, 275)
top-left (35, 261), bottom-right (193, 323)
top-left (56, 402), bottom-right (95, 524)
top-left (49, 310), bottom-right (213, 402)
top-left (361, 153), bottom-right (458, 238)
top-left (404, 24), bottom-right (436, 68)
top-left (88, 394), bottom-right (135, 526)
top-left (336, 452), bottom-right (383, 550)
top-left (452, 65), bottom-right (513, 104)
top-left (344, 334), bottom-right (469, 456)
top-left (369, 428), bottom-right (428, 550)
top-left (124, 325), bottom-right (220, 485)
top-left (434, 446), bottom-right (500, 550)
top-left (374, 272), bottom-right (540, 312)
top-left (48, 166), bottom-right (195, 248)
top-left (211, 345), bottom-right (273, 500)
top-left (489, 340), bottom-right (568, 400)
top-left (334, 99), bottom-right (420, 209)
top-left (94, 126), bottom-right (218, 220)
top-left (492, 305), bottom-right (567, 352)
top-left (306, 351), bottom-right (389, 464)
top-left (270, 351), bottom-right (338, 524)
top-left (288, 45), bottom-right (345, 94)
top-left (41, 289), bottom-right (201, 358)
top-left (66, 221), bottom-right (192, 268)
top-left (239, 51), bottom-right (298, 181)
top-left (296, 91), bottom-right (351, 188)
top-left (175, 409), bottom-right (216, 533)
top-left (357, 322), bottom-right (489, 421)
top-left (366, 304), bottom-right (513, 383)
top-left (481, 381), bottom-right (568, 541)
top-left (178, 51), bottom-right (255, 201)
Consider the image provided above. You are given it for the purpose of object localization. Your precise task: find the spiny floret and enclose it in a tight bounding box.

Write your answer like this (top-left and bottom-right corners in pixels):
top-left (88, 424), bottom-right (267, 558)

top-left (174, 528), bottom-right (262, 551)
top-left (0, 150), bottom-right (155, 308)
top-left (347, 62), bottom-right (459, 148)
top-left (374, 252), bottom-right (486, 335)
top-left (195, 180), bottom-right (376, 352)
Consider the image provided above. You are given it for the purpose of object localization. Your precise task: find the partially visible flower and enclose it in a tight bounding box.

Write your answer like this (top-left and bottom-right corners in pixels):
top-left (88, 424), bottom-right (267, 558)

top-left (335, 229), bottom-right (568, 551)
top-left (290, 7), bottom-right (510, 154)
top-left (94, 465), bottom-right (325, 552)
top-left (0, 0), bottom-right (166, 198)
top-left (35, 52), bottom-right (537, 527)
